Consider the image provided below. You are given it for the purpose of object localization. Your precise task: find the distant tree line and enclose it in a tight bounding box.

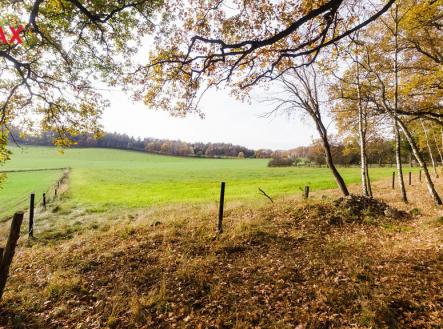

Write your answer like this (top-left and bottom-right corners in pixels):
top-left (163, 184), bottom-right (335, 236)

top-left (7, 127), bottom-right (256, 159)
top-left (8, 126), bottom-right (417, 166)
top-left (271, 136), bottom-right (413, 167)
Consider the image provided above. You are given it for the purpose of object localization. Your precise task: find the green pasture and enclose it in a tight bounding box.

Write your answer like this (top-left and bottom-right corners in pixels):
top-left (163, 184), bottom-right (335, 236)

top-left (0, 170), bottom-right (63, 219)
top-left (0, 146), bottom-right (410, 215)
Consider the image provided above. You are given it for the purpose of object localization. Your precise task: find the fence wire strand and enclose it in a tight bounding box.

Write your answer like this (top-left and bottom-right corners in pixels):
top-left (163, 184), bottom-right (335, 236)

top-left (0, 168), bottom-right (69, 223)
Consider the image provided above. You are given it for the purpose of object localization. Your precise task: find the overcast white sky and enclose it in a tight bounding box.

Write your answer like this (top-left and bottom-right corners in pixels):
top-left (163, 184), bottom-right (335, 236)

top-left (101, 87), bottom-right (322, 150)
top-left (96, 25), bottom-right (327, 151)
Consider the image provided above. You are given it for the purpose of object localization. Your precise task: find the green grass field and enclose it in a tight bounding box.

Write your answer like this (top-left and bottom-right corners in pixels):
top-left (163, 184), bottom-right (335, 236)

top-left (0, 170), bottom-right (63, 219)
top-left (0, 146), bottom-right (404, 217)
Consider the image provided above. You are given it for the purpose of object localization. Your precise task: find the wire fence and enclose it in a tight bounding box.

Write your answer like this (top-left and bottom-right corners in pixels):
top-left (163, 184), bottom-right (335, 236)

top-left (0, 167), bottom-right (67, 173)
top-left (0, 168), bottom-right (70, 223)
top-left (0, 166), bottom-right (424, 236)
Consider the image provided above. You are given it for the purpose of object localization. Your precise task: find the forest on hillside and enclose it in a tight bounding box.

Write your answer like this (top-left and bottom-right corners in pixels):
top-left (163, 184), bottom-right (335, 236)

top-left (8, 127), bottom-right (434, 167)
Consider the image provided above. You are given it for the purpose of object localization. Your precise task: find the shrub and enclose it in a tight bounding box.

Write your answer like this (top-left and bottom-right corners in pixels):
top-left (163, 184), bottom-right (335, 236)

top-left (267, 157), bottom-right (294, 167)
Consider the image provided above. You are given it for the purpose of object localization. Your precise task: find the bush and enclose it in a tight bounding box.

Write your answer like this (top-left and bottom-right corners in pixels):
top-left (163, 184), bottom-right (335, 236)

top-left (267, 157), bottom-right (294, 167)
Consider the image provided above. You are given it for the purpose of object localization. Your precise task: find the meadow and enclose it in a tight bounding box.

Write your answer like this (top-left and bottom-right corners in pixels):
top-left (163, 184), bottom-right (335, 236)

top-left (0, 146), bottom-right (408, 218)
top-left (0, 147), bottom-right (440, 328)
top-left (0, 170), bottom-right (63, 219)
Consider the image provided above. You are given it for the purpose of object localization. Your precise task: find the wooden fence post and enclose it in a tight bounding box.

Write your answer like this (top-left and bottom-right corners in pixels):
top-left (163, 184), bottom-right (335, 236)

top-left (218, 182), bottom-right (225, 234)
top-left (304, 186), bottom-right (310, 199)
top-left (0, 212), bottom-right (24, 299)
top-left (42, 193), bottom-right (46, 209)
top-left (29, 193), bottom-right (35, 238)
top-left (392, 172), bottom-right (395, 189)
top-left (419, 170), bottom-right (422, 182)
top-left (409, 172), bottom-right (412, 186)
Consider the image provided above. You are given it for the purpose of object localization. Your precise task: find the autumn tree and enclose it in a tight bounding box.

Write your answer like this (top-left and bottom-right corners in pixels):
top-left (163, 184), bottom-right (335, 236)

top-left (330, 32), bottom-right (376, 197)
top-left (344, 2), bottom-right (443, 204)
top-left (267, 66), bottom-right (350, 196)
top-left (420, 119), bottom-right (439, 177)
top-left (329, 0), bottom-right (442, 204)
top-left (403, 119), bottom-right (443, 172)
top-left (141, 0), bottom-right (396, 116)
top-left (391, 3), bottom-right (408, 202)
top-left (0, 0), bottom-right (162, 163)
top-left (401, 0), bottom-right (443, 65)
top-left (389, 0), bottom-right (442, 203)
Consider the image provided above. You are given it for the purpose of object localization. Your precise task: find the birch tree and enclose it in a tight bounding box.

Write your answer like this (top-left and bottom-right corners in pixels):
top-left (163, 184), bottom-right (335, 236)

top-left (267, 66), bottom-right (350, 196)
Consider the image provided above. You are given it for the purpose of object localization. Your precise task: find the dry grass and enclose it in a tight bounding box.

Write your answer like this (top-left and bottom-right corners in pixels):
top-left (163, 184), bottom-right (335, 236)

top-left (0, 175), bottom-right (442, 328)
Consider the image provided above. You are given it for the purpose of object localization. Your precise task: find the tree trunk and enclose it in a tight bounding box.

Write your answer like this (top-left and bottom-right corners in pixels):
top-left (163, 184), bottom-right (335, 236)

top-left (420, 119), bottom-right (439, 178)
top-left (359, 134), bottom-right (368, 196)
top-left (394, 121), bottom-right (408, 203)
top-left (355, 33), bottom-right (370, 197)
top-left (365, 154), bottom-right (373, 197)
top-left (359, 125), bottom-right (369, 196)
top-left (313, 116), bottom-right (350, 197)
top-left (431, 128), bottom-right (443, 166)
top-left (357, 83), bottom-right (369, 196)
top-left (393, 4), bottom-right (408, 203)
top-left (398, 118), bottom-right (442, 205)
top-left (322, 134), bottom-right (350, 197)
top-left (441, 127), bottom-right (443, 162)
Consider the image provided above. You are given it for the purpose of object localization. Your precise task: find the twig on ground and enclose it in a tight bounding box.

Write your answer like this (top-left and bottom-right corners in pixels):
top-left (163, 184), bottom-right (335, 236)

top-left (258, 188), bottom-right (274, 203)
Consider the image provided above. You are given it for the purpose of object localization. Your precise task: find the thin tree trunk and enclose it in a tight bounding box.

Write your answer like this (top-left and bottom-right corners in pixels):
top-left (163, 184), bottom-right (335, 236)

top-left (365, 154), bottom-right (373, 197)
top-left (420, 119), bottom-right (439, 178)
top-left (321, 134), bottom-right (350, 197)
top-left (398, 118), bottom-right (442, 205)
top-left (441, 127), bottom-right (443, 161)
top-left (393, 4), bottom-right (408, 203)
top-left (431, 128), bottom-right (443, 166)
top-left (355, 35), bottom-right (370, 197)
top-left (312, 115), bottom-right (350, 196)
top-left (358, 102), bottom-right (369, 196)
top-left (283, 66), bottom-right (349, 197)
top-left (394, 122), bottom-right (408, 202)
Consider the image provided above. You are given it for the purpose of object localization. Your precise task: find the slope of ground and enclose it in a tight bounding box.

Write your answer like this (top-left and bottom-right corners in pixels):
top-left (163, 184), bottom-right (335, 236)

top-left (0, 177), bottom-right (441, 328)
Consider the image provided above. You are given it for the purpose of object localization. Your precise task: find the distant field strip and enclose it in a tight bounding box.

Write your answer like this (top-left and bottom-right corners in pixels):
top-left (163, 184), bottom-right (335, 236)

top-left (0, 146), bottom-right (418, 213)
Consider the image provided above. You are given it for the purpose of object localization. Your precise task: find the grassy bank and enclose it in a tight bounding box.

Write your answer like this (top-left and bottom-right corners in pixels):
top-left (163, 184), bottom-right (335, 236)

top-left (0, 193), bottom-right (441, 328)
